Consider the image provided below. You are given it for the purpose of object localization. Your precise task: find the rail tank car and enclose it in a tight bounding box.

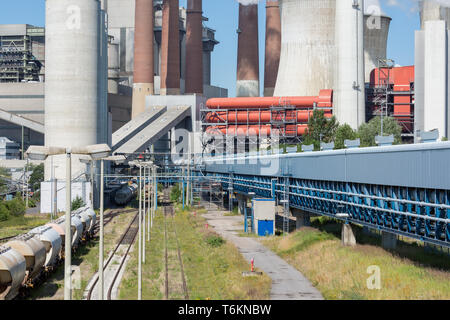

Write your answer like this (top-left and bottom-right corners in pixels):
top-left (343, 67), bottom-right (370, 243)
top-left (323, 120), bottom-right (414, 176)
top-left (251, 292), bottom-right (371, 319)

top-left (114, 183), bottom-right (138, 205)
top-left (0, 245), bottom-right (26, 300)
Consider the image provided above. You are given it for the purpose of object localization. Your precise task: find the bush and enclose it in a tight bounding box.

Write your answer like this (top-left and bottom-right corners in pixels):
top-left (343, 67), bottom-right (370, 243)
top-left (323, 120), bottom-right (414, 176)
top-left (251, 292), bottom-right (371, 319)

top-left (334, 124), bottom-right (358, 150)
top-left (205, 234), bottom-right (225, 248)
top-left (0, 203), bottom-right (9, 221)
top-left (71, 196), bottom-right (85, 211)
top-left (170, 184), bottom-right (182, 203)
top-left (5, 197), bottom-right (26, 216)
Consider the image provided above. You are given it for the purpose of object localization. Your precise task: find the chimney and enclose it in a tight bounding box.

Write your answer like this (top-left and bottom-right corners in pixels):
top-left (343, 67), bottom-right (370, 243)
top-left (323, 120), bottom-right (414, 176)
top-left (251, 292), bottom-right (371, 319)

top-left (160, 0), bottom-right (181, 95)
top-left (185, 0), bottom-right (204, 95)
top-left (132, 0), bottom-right (155, 119)
top-left (237, 3), bottom-right (260, 97)
top-left (264, 1), bottom-right (281, 97)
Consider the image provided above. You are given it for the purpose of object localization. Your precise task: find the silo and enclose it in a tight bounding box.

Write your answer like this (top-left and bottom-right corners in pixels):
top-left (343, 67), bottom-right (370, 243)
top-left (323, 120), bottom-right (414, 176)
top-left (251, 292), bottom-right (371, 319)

top-left (364, 14), bottom-right (391, 82)
top-left (274, 0), bottom-right (336, 97)
top-left (45, 0), bottom-right (101, 181)
top-left (237, 3), bottom-right (260, 97)
top-left (264, 1), bottom-right (281, 97)
top-left (334, 0), bottom-right (365, 129)
top-left (420, 0), bottom-right (450, 29)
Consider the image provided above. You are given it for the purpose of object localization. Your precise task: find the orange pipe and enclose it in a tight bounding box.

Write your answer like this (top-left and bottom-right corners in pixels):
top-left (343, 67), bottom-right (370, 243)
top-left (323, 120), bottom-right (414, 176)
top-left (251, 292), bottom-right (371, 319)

top-left (205, 110), bottom-right (332, 123)
top-left (206, 125), bottom-right (308, 136)
top-left (206, 89), bottom-right (333, 109)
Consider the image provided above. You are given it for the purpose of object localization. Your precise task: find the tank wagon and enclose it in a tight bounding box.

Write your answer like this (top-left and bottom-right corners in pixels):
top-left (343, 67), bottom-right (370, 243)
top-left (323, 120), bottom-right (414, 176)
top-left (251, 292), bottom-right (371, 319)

top-left (114, 183), bottom-right (138, 205)
top-left (0, 206), bottom-right (97, 300)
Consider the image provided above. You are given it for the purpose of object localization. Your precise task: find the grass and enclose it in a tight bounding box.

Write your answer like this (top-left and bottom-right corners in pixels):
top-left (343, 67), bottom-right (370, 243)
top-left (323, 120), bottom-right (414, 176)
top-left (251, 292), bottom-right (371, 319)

top-left (119, 206), bottom-right (271, 300)
top-left (261, 217), bottom-right (450, 300)
top-left (0, 214), bottom-right (51, 238)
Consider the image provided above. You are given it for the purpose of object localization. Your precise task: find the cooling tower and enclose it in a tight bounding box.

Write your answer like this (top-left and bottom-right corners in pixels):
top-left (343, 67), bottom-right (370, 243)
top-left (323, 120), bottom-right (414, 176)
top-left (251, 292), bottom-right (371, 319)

top-left (264, 1), bottom-right (281, 97)
top-left (364, 14), bottom-right (391, 82)
top-left (420, 0), bottom-right (450, 29)
top-left (132, 0), bottom-right (154, 118)
top-left (45, 0), bottom-right (102, 180)
top-left (160, 0), bottom-right (181, 95)
top-left (236, 3), bottom-right (260, 97)
top-left (274, 0), bottom-right (336, 97)
top-left (185, 0), bottom-right (203, 94)
top-left (334, 0), bottom-right (365, 129)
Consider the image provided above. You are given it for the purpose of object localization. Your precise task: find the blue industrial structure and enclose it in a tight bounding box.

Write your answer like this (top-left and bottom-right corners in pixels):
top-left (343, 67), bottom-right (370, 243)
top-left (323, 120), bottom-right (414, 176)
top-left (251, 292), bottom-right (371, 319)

top-left (198, 142), bottom-right (450, 247)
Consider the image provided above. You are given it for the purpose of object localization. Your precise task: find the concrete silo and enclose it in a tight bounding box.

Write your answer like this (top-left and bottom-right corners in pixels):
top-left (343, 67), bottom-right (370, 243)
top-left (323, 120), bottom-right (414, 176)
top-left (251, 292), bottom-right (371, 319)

top-left (334, 0), bottom-right (365, 129)
top-left (45, 0), bottom-right (103, 181)
top-left (108, 39), bottom-right (120, 94)
top-left (274, 0), bottom-right (336, 97)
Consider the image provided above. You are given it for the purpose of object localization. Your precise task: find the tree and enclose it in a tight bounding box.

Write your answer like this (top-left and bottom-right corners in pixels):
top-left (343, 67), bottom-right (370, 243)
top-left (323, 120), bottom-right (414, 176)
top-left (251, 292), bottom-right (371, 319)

top-left (170, 184), bottom-right (181, 203)
top-left (0, 167), bottom-right (11, 193)
top-left (71, 196), bottom-right (85, 211)
top-left (357, 116), bottom-right (402, 147)
top-left (5, 197), bottom-right (26, 216)
top-left (334, 124), bottom-right (358, 150)
top-left (303, 109), bottom-right (339, 150)
top-left (0, 202), bottom-right (9, 221)
top-left (28, 163), bottom-right (44, 191)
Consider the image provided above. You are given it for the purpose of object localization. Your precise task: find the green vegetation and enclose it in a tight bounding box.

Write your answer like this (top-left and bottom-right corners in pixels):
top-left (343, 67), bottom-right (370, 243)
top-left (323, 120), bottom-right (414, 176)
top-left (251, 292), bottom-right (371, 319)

top-left (262, 218), bottom-right (450, 300)
top-left (119, 206), bottom-right (271, 300)
top-left (170, 183), bottom-right (182, 203)
top-left (303, 109), bottom-right (339, 150)
top-left (0, 203), bottom-right (9, 221)
top-left (5, 196), bottom-right (26, 216)
top-left (71, 196), bottom-right (85, 211)
top-left (0, 214), bottom-right (50, 238)
top-left (334, 124), bottom-right (359, 150)
top-left (0, 167), bottom-right (11, 193)
top-left (28, 163), bottom-right (44, 191)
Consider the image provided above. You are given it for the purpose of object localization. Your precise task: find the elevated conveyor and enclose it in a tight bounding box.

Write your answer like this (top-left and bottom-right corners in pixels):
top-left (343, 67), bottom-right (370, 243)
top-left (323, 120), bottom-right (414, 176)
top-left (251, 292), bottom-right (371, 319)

top-left (0, 108), bottom-right (44, 133)
top-left (200, 142), bottom-right (450, 247)
top-left (114, 106), bottom-right (191, 154)
top-left (112, 106), bottom-right (166, 151)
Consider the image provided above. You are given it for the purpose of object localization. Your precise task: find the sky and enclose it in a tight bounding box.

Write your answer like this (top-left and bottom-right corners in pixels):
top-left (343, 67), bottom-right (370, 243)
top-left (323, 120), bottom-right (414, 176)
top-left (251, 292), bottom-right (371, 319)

top-left (0, 0), bottom-right (422, 97)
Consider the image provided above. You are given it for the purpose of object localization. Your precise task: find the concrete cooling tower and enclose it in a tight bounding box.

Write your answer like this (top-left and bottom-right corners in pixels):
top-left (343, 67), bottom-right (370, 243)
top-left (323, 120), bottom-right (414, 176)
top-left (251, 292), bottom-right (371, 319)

top-left (274, 0), bottom-right (336, 97)
top-left (364, 13), bottom-right (391, 82)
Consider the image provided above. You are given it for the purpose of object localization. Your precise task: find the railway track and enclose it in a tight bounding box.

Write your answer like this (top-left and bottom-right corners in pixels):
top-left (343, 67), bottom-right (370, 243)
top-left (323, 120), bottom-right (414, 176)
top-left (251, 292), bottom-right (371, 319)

top-left (86, 210), bottom-right (139, 300)
top-left (163, 190), bottom-right (189, 300)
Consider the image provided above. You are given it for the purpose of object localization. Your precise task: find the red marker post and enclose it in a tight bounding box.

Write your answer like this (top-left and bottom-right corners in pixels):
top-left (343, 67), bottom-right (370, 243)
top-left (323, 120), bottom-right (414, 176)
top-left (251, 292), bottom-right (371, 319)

top-left (251, 258), bottom-right (254, 272)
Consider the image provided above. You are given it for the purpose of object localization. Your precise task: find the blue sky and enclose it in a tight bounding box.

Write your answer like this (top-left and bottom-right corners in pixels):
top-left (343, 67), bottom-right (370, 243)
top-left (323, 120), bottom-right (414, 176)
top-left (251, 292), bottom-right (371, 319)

top-left (0, 0), bottom-right (420, 96)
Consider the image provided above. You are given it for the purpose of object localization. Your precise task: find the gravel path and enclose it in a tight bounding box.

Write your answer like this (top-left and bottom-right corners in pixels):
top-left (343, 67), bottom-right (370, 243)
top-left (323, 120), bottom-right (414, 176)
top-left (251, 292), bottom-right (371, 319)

top-left (202, 205), bottom-right (323, 300)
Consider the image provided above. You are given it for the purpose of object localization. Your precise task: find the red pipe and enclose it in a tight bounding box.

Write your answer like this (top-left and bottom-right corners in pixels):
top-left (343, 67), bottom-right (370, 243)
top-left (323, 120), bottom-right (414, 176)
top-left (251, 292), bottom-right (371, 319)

top-left (206, 89), bottom-right (333, 109)
top-left (205, 110), bottom-right (332, 123)
top-left (206, 125), bottom-right (308, 136)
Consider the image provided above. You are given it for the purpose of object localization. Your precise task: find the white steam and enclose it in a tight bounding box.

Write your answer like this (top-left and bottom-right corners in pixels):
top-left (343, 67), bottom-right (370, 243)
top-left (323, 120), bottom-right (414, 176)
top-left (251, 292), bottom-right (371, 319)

top-left (236, 0), bottom-right (260, 5)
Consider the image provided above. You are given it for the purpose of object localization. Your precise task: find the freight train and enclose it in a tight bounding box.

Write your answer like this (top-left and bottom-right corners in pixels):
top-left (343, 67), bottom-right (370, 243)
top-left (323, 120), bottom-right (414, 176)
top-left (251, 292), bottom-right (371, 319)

top-left (0, 206), bottom-right (96, 300)
top-left (114, 182), bottom-right (138, 206)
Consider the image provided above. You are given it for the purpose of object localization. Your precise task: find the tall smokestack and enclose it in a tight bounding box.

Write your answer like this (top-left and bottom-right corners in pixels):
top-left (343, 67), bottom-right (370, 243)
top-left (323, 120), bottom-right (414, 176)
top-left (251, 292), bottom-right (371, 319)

top-left (237, 3), bottom-right (260, 97)
top-left (132, 0), bottom-right (154, 119)
top-left (160, 0), bottom-right (181, 95)
top-left (185, 0), bottom-right (203, 95)
top-left (264, 1), bottom-right (281, 97)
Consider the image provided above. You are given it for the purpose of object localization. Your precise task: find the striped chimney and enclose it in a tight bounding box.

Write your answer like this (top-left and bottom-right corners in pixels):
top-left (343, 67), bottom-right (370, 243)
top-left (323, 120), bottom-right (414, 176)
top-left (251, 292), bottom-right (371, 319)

top-left (132, 0), bottom-right (155, 118)
top-left (264, 1), bottom-right (281, 97)
top-left (160, 0), bottom-right (181, 95)
top-left (236, 3), bottom-right (260, 97)
top-left (185, 0), bottom-right (204, 94)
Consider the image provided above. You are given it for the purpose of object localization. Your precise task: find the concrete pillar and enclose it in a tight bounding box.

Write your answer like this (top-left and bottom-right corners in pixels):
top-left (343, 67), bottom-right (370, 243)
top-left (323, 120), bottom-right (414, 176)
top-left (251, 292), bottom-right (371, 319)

top-left (236, 194), bottom-right (247, 215)
top-left (341, 223), bottom-right (356, 246)
top-left (381, 231), bottom-right (397, 250)
top-left (291, 208), bottom-right (310, 229)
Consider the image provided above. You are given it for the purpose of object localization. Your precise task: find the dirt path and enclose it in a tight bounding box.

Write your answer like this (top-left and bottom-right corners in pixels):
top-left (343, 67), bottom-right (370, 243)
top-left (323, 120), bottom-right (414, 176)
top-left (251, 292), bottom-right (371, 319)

top-left (202, 205), bottom-right (323, 300)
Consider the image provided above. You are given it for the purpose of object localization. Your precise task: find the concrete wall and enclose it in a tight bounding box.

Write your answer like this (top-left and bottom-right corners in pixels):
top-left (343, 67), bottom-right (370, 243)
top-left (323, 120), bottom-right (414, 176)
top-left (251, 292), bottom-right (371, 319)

top-left (40, 181), bottom-right (92, 213)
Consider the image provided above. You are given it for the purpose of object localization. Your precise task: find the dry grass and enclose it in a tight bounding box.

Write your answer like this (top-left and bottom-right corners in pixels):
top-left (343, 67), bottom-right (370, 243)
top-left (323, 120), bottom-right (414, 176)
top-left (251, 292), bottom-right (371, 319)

top-left (119, 206), bottom-right (271, 300)
top-left (262, 225), bottom-right (450, 300)
top-left (0, 214), bottom-right (51, 238)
